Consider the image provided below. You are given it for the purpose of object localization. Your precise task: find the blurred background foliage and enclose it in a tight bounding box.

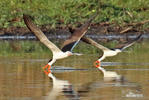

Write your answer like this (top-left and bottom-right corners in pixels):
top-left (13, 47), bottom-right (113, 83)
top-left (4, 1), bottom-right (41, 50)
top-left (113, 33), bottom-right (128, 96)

top-left (0, 0), bottom-right (149, 28)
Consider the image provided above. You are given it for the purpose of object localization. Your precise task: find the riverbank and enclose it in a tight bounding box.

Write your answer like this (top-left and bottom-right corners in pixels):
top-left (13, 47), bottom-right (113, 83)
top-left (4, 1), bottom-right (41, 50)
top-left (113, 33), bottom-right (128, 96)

top-left (0, 30), bottom-right (146, 57)
top-left (0, 0), bottom-right (149, 35)
top-left (0, 22), bottom-right (149, 36)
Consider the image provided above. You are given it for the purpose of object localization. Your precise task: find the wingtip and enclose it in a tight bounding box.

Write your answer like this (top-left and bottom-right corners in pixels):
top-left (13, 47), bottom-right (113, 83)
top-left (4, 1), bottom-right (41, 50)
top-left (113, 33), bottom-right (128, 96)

top-left (23, 14), bottom-right (30, 24)
top-left (23, 14), bottom-right (34, 22)
top-left (68, 26), bottom-right (76, 34)
top-left (23, 14), bottom-right (39, 35)
top-left (135, 33), bottom-right (143, 41)
top-left (23, 14), bottom-right (29, 19)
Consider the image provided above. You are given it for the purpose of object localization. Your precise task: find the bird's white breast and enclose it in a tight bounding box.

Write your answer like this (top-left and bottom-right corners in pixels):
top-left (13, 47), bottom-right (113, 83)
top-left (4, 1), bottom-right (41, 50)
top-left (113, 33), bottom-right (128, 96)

top-left (104, 50), bottom-right (118, 57)
top-left (53, 52), bottom-right (68, 59)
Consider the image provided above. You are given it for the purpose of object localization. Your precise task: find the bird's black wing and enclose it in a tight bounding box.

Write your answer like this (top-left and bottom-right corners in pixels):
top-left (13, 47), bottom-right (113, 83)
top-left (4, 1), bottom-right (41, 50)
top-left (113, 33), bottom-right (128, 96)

top-left (115, 33), bottom-right (142, 51)
top-left (61, 12), bottom-right (98, 52)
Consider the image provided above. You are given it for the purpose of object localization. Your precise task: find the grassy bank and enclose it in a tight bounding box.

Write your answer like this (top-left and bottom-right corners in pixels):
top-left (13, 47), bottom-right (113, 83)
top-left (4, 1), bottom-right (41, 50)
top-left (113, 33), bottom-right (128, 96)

top-left (0, 0), bottom-right (149, 29)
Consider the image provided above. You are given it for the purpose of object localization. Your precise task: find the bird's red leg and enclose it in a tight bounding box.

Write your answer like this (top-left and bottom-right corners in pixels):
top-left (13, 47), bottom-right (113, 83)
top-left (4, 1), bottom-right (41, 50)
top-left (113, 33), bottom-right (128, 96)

top-left (94, 60), bottom-right (100, 68)
top-left (43, 64), bottom-right (51, 75)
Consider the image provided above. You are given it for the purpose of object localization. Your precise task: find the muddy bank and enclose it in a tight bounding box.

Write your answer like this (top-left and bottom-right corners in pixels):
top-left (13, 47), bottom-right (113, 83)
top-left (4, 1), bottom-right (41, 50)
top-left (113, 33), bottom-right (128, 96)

top-left (1, 23), bottom-right (149, 35)
top-left (0, 24), bottom-right (148, 41)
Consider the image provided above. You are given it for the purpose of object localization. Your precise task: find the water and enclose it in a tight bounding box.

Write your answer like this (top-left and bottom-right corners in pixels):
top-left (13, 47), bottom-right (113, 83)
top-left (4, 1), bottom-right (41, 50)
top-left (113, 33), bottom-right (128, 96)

top-left (0, 34), bottom-right (149, 40)
top-left (0, 40), bottom-right (149, 100)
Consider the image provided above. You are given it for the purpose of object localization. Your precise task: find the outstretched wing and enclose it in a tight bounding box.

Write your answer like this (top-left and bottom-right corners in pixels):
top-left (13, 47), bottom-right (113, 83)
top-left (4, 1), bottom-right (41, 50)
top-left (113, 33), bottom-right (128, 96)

top-left (115, 34), bottom-right (142, 51)
top-left (61, 13), bottom-right (98, 52)
top-left (81, 36), bottom-right (110, 51)
top-left (23, 14), bottom-right (62, 54)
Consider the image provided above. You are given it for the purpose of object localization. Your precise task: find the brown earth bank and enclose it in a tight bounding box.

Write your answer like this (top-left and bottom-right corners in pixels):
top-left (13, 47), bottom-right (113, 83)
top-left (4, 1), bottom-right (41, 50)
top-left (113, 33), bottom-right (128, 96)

top-left (0, 23), bottom-right (148, 42)
top-left (0, 23), bottom-right (149, 36)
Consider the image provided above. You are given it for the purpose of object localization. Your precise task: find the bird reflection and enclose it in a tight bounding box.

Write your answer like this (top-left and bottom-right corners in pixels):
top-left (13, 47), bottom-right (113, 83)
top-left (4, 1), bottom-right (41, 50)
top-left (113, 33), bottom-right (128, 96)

top-left (45, 72), bottom-right (143, 100)
top-left (98, 66), bottom-right (125, 82)
top-left (45, 73), bottom-right (80, 100)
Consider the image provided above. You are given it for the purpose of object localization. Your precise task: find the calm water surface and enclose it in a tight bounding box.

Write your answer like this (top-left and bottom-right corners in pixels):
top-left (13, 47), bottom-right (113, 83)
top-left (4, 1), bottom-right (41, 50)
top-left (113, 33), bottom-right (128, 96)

top-left (0, 40), bottom-right (149, 100)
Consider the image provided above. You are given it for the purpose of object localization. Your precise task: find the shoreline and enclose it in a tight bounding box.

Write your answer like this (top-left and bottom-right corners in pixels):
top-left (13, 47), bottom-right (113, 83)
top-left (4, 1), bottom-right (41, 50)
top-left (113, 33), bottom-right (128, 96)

top-left (0, 24), bottom-right (148, 41)
top-left (0, 24), bottom-right (149, 35)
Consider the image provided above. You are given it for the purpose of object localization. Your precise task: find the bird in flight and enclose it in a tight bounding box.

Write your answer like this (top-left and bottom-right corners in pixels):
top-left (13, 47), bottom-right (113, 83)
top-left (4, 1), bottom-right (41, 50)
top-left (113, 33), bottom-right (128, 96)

top-left (81, 34), bottom-right (142, 68)
top-left (23, 13), bottom-right (97, 75)
top-left (81, 34), bottom-right (142, 81)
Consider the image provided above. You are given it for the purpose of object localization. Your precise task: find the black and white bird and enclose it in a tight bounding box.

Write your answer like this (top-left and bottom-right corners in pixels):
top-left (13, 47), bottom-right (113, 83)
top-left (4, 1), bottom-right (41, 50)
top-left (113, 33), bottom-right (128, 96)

top-left (23, 14), bottom-right (97, 74)
top-left (81, 34), bottom-right (142, 81)
top-left (81, 34), bottom-right (142, 67)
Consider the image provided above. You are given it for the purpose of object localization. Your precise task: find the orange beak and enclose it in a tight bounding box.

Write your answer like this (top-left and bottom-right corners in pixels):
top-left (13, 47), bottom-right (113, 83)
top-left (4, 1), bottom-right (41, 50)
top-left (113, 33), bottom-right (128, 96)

top-left (94, 60), bottom-right (100, 68)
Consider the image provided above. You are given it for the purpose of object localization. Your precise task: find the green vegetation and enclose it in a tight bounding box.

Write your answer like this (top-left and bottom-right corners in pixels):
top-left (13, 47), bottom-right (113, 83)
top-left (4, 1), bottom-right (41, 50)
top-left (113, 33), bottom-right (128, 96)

top-left (0, 40), bottom-right (145, 57)
top-left (0, 40), bottom-right (51, 57)
top-left (0, 0), bottom-right (149, 28)
top-left (0, 40), bottom-right (99, 57)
